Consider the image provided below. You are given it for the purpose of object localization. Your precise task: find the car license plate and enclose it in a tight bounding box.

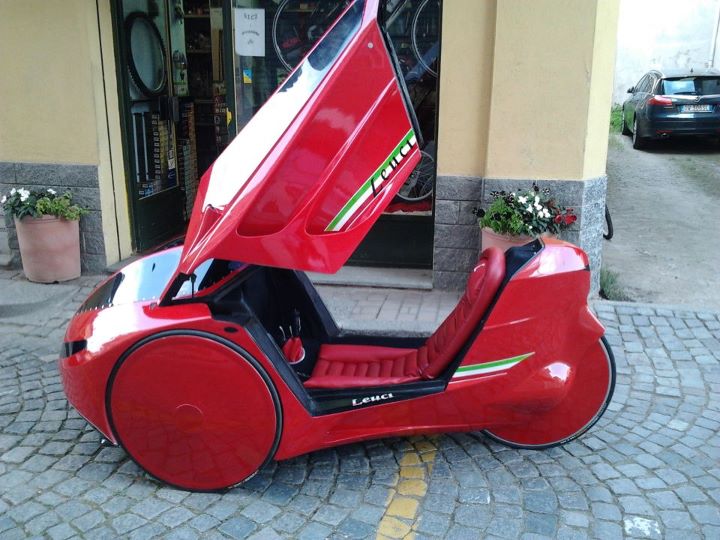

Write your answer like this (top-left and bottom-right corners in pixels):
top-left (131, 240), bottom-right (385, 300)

top-left (681, 104), bottom-right (712, 112)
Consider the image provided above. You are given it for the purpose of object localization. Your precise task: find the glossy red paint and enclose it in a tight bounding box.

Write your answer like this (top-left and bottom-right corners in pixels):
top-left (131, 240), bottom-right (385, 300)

top-left (59, 239), bottom-right (612, 489)
top-left (109, 335), bottom-right (278, 491)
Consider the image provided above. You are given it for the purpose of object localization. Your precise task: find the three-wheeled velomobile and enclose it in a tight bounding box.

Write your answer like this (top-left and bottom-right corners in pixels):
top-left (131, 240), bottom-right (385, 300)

top-left (59, 0), bottom-right (615, 491)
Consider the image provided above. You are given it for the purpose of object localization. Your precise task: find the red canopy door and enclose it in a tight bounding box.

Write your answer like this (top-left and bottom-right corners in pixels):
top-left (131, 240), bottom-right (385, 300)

top-left (177, 0), bottom-right (420, 276)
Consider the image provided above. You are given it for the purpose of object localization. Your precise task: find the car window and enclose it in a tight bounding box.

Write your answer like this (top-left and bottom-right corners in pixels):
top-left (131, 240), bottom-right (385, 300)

top-left (635, 75), bottom-right (647, 93)
top-left (647, 75), bottom-right (658, 93)
top-left (661, 76), bottom-right (720, 96)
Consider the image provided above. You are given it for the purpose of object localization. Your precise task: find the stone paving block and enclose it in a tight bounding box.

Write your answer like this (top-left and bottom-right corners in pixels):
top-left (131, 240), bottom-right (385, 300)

top-left (218, 516), bottom-right (257, 539)
top-left (297, 522), bottom-right (332, 540)
top-left (687, 504), bottom-right (720, 526)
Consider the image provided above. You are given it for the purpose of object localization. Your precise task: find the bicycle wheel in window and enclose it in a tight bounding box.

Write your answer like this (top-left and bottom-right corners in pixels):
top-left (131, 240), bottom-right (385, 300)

top-left (125, 12), bottom-right (168, 98)
top-left (411, 0), bottom-right (440, 78)
top-left (395, 149), bottom-right (435, 202)
top-left (272, 0), bottom-right (352, 72)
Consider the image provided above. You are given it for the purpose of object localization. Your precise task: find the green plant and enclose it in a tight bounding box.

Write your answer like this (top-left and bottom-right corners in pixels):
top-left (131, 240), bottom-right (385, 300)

top-left (609, 105), bottom-right (623, 133)
top-left (475, 184), bottom-right (576, 236)
top-left (599, 267), bottom-right (632, 301)
top-left (1, 188), bottom-right (88, 221)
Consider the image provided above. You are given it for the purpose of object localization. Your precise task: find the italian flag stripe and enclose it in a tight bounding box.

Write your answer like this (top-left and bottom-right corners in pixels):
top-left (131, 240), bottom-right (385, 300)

top-left (452, 352), bottom-right (534, 379)
top-left (326, 129), bottom-right (417, 232)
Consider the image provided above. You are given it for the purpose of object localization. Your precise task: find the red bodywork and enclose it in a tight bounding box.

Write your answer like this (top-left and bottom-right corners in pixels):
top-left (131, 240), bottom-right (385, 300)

top-left (59, 240), bottom-right (609, 489)
top-left (59, 0), bottom-right (612, 491)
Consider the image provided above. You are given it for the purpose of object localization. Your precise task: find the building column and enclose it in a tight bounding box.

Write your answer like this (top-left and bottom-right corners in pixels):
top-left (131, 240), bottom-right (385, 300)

top-left (434, 0), bottom-right (619, 293)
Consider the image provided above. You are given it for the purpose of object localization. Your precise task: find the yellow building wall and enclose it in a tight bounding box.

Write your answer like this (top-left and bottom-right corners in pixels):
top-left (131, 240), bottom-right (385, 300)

top-left (0, 0), bottom-right (98, 164)
top-left (486, 0), bottom-right (596, 179)
top-left (0, 0), bottom-right (132, 264)
top-left (436, 0), bottom-right (497, 178)
top-left (438, 0), bottom-right (619, 181)
top-left (583, 0), bottom-right (620, 178)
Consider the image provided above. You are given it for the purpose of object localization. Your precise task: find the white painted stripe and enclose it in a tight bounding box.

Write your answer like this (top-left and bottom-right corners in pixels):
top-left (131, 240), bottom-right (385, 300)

top-left (452, 360), bottom-right (522, 379)
top-left (329, 169), bottom-right (396, 231)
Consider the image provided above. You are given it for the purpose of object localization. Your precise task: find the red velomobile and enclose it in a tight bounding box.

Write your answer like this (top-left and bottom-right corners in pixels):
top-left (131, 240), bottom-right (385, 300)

top-left (59, 0), bottom-right (615, 491)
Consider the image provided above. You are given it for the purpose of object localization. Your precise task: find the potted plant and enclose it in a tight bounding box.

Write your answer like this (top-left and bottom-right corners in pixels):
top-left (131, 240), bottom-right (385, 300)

top-left (1, 187), bottom-right (88, 283)
top-left (476, 184), bottom-right (577, 252)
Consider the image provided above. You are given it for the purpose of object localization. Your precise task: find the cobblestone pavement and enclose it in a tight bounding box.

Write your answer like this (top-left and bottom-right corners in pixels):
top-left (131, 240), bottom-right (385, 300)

top-left (1, 276), bottom-right (719, 539)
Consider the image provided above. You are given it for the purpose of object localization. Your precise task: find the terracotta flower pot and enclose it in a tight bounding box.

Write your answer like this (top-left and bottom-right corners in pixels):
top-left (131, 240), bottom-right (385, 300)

top-left (481, 227), bottom-right (553, 252)
top-left (14, 215), bottom-right (81, 283)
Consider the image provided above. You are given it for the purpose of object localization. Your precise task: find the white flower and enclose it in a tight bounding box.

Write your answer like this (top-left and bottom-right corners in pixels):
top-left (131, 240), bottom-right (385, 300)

top-left (1, 196), bottom-right (6, 204)
top-left (526, 205), bottom-right (533, 213)
top-left (10, 188), bottom-right (16, 195)
top-left (543, 209), bottom-right (550, 218)
top-left (47, 188), bottom-right (56, 195)
top-left (534, 195), bottom-right (540, 204)
top-left (534, 203), bottom-right (541, 211)
top-left (518, 196), bottom-right (527, 204)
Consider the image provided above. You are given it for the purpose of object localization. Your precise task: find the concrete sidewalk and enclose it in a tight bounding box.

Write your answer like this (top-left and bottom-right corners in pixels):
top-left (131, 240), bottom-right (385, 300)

top-left (1, 272), bottom-right (719, 539)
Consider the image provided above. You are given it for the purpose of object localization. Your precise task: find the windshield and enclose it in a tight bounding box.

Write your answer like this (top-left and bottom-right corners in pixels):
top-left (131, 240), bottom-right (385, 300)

top-left (78, 248), bottom-right (237, 311)
top-left (661, 77), bottom-right (720, 96)
top-left (204, 1), bottom-right (365, 209)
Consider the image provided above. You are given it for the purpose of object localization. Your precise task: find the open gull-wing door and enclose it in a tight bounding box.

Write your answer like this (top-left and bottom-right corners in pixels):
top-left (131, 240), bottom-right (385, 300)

top-left (175, 0), bottom-right (421, 281)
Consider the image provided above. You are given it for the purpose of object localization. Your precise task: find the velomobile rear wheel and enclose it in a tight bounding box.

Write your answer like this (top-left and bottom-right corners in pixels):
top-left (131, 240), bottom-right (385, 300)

top-left (107, 331), bottom-right (281, 491)
top-left (483, 337), bottom-right (615, 449)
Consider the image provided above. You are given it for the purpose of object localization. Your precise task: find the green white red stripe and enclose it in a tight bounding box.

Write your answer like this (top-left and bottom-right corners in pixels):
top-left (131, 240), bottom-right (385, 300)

top-left (452, 352), bottom-right (534, 379)
top-left (325, 129), bottom-right (417, 232)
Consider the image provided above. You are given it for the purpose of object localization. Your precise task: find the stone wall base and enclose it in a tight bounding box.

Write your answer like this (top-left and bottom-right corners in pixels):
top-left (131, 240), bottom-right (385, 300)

top-left (0, 162), bottom-right (107, 273)
top-left (433, 175), bottom-right (606, 294)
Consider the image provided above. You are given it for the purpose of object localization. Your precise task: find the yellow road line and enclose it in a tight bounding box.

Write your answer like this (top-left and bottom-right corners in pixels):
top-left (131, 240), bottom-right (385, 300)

top-left (376, 436), bottom-right (438, 540)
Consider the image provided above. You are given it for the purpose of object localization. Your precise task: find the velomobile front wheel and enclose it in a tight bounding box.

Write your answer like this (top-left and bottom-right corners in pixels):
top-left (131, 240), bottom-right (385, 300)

top-left (108, 332), bottom-right (281, 491)
top-left (484, 337), bottom-right (615, 449)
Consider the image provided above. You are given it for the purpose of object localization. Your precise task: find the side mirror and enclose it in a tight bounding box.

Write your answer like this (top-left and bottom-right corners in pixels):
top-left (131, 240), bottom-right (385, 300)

top-left (627, 86), bottom-right (635, 93)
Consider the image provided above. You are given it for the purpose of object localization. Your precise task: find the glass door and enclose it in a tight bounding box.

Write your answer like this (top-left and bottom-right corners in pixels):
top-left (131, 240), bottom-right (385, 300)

top-left (116, 0), bottom-right (185, 251)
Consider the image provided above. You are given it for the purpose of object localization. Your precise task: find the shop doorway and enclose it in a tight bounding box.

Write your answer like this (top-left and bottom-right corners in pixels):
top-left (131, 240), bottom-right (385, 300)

top-left (113, 0), bottom-right (234, 251)
top-left (230, 0), bottom-right (441, 268)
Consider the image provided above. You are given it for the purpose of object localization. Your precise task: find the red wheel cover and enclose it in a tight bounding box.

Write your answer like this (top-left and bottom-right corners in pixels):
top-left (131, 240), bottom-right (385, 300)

top-left (109, 334), bottom-right (279, 490)
top-left (485, 339), bottom-right (614, 447)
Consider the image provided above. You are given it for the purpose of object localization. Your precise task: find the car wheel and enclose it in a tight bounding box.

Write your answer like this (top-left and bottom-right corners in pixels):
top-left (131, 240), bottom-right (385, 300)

top-left (108, 332), bottom-right (281, 491)
top-left (621, 108), bottom-right (631, 135)
top-left (483, 337), bottom-right (616, 449)
top-left (632, 117), bottom-right (646, 149)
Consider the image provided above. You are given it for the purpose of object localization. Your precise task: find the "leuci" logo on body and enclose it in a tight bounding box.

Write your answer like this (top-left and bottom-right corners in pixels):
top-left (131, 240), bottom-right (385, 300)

top-left (351, 393), bottom-right (394, 407)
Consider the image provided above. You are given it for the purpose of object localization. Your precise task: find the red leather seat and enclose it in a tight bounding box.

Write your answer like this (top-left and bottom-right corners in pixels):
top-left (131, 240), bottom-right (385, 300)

top-left (304, 247), bottom-right (506, 389)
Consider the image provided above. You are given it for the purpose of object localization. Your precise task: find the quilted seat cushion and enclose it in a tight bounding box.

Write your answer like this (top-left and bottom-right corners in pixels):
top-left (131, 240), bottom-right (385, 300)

top-left (303, 247), bottom-right (506, 389)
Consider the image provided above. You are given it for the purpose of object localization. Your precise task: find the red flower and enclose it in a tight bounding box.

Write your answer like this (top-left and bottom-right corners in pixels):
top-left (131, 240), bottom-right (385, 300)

top-left (564, 214), bottom-right (577, 225)
top-left (554, 215), bottom-right (562, 224)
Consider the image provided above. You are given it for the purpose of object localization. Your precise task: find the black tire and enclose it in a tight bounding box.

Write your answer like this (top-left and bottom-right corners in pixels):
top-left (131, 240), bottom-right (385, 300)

top-left (272, 0), bottom-right (349, 72)
top-left (411, 0), bottom-right (440, 78)
top-left (483, 336), bottom-right (616, 450)
top-left (603, 205), bottom-right (613, 240)
top-left (621, 108), bottom-right (631, 135)
top-left (395, 149), bottom-right (435, 202)
top-left (632, 117), bottom-right (647, 149)
top-left (124, 12), bottom-right (168, 98)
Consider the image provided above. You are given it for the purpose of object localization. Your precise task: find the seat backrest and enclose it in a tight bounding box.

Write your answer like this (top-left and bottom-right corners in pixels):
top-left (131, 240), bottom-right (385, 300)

top-left (418, 246), bottom-right (506, 379)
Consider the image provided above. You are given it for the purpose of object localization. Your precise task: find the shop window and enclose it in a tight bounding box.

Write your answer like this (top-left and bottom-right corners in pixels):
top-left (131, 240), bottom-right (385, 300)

top-left (229, 0), bottom-right (441, 267)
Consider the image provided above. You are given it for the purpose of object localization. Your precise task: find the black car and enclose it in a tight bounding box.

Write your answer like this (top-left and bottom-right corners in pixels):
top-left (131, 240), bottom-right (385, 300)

top-left (622, 68), bottom-right (720, 149)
